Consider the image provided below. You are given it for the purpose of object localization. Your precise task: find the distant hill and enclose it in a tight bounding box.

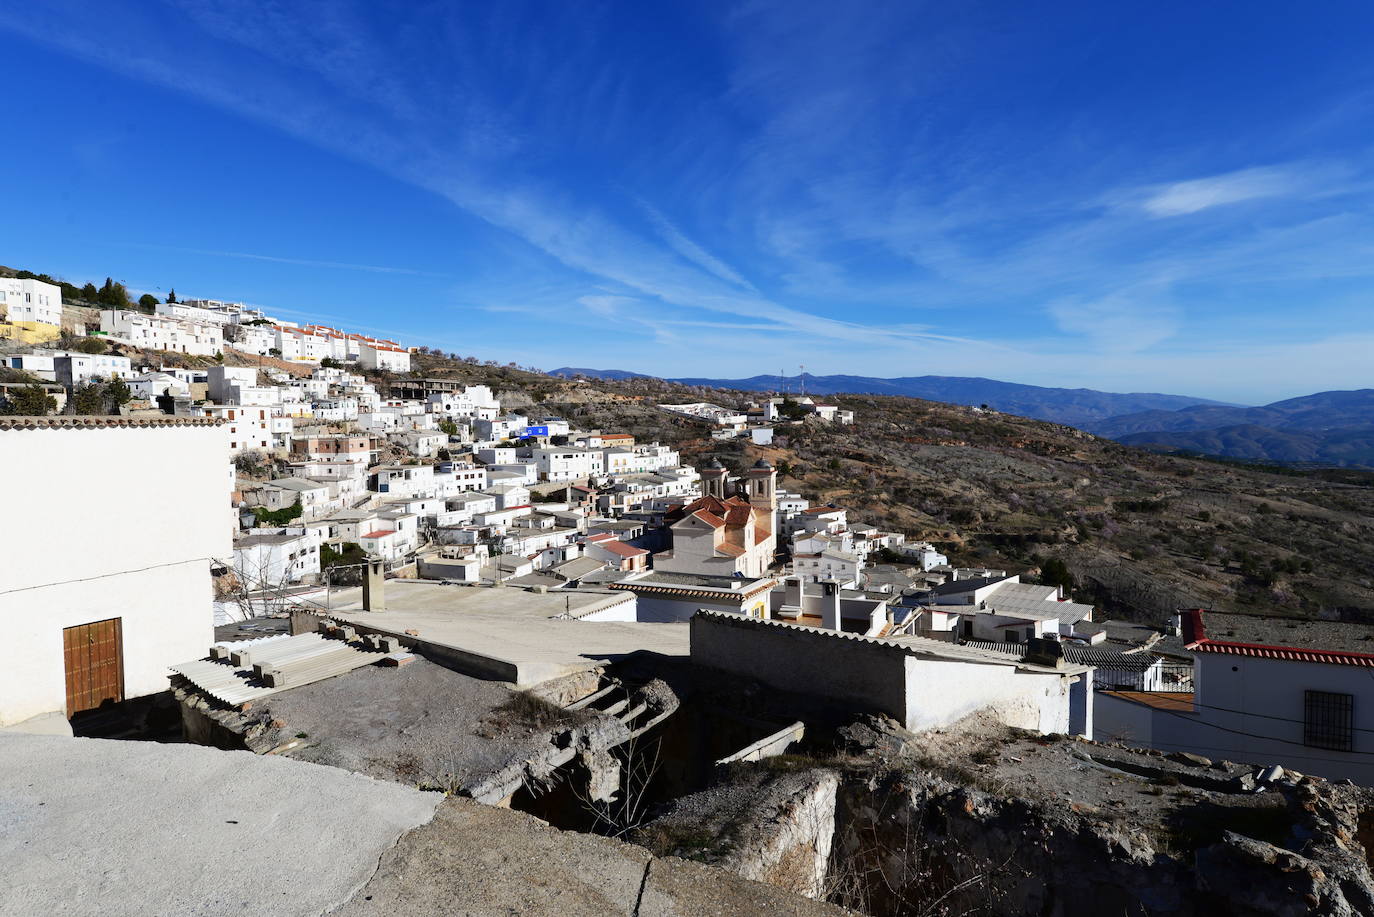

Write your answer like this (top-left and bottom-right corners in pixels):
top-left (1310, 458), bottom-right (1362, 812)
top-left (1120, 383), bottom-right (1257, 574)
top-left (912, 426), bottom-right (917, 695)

top-left (1088, 390), bottom-right (1374, 467)
top-left (1117, 424), bottom-right (1374, 466)
top-left (1089, 389), bottom-right (1374, 437)
top-left (550, 367), bottom-right (654, 381)
top-left (549, 369), bottom-right (1230, 427)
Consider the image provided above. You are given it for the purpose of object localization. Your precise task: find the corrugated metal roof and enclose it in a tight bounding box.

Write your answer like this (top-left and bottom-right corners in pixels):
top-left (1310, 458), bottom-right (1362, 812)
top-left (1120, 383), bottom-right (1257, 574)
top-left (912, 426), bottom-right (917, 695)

top-left (960, 640), bottom-right (1164, 670)
top-left (171, 633), bottom-right (388, 705)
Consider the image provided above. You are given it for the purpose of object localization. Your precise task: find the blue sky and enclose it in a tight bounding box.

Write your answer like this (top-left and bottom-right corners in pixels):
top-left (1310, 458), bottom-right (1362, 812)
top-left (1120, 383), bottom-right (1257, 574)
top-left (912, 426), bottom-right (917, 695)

top-left (4, 1), bottom-right (1374, 403)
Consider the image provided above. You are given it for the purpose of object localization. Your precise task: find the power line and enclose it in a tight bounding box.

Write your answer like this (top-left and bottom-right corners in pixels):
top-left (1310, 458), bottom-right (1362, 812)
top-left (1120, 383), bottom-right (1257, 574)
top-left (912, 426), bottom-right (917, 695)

top-left (1139, 702), bottom-right (1374, 759)
top-left (0, 557), bottom-right (220, 598)
top-left (1153, 694), bottom-right (1374, 735)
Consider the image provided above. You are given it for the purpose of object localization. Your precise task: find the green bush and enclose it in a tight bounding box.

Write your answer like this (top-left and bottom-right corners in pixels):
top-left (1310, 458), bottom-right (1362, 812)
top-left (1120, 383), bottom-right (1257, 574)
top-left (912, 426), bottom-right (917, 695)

top-left (252, 499), bottom-right (303, 526)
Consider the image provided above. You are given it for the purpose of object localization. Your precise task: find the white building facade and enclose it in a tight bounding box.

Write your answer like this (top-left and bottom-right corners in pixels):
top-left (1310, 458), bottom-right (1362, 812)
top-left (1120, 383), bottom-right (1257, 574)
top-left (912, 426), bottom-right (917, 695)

top-left (0, 417), bottom-right (231, 728)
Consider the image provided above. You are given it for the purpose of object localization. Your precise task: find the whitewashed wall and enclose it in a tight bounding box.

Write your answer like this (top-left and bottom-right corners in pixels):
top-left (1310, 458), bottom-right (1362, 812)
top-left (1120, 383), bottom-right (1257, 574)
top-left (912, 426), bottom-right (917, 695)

top-left (0, 422), bottom-right (231, 725)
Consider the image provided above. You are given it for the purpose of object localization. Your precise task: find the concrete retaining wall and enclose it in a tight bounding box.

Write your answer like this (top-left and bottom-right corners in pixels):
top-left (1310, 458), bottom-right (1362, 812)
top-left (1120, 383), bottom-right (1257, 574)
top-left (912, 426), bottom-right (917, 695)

top-left (691, 612), bottom-right (1079, 735)
top-left (691, 613), bottom-right (912, 724)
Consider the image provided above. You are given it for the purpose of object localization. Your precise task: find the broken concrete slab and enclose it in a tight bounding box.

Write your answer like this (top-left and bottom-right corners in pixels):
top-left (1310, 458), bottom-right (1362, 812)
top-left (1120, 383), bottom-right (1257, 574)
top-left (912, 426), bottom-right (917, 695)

top-left (334, 796), bottom-right (853, 917)
top-left (0, 734), bottom-right (441, 917)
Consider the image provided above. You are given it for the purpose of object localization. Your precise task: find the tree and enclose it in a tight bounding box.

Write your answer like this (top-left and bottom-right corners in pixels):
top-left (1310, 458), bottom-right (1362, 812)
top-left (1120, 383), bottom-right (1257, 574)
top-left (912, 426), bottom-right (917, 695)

top-left (137, 293), bottom-right (159, 313)
top-left (1037, 557), bottom-right (1074, 593)
top-left (320, 356), bottom-right (340, 369)
top-left (166, 288), bottom-right (177, 303)
top-left (777, 395), bottom-right (809, 421)
top-left (0, 384), bottom-right (56, 416)
top-left (438, 418), bottom-right (459, 436)
top-left (81, 283), bottom-right (98, 302)
top-left (96, 277), bottom-right (131, 309)
top-left (106, 377), bottom-right (132, 407)
top-left (70, 384), bottom-right (105, 414)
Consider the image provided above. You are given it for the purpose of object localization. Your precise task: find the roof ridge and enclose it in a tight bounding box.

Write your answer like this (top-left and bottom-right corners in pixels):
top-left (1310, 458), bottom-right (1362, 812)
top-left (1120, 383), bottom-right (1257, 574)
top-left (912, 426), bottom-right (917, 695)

top-left (0, 415), bottom-right (224, 429)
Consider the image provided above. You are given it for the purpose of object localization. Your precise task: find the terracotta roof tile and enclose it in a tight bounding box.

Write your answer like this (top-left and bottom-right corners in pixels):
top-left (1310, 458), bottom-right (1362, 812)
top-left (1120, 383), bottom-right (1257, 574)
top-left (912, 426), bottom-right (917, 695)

top-left (595, 541), bottom-right (648, 557)
top-left (690, 509), bottom-right (726, 528)
top-left (1183, 608), bottom-right (1374, 668)
top-left (0, 415), bottom-right (223, 429)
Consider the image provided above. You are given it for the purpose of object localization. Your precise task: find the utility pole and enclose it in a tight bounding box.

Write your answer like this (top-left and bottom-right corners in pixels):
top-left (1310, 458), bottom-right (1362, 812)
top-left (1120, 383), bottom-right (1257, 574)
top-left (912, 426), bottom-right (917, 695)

top-left (799, 365), bottom-right (805, 396)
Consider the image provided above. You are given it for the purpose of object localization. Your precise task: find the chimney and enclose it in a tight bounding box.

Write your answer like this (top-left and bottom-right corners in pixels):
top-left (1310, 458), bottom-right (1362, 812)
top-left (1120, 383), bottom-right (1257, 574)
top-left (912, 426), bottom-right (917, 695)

top-left (363, 559), bottom-right (386, 612)
top-left (1023, 637), bottom-right (1064, 668)
top-left (784, 576), bottom-right (802, 609)
top-left (821, 579), bottom-right (841, 631)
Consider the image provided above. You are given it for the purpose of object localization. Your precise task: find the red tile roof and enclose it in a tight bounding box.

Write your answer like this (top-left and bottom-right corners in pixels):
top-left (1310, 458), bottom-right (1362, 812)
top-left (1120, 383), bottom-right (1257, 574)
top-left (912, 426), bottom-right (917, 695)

top-left (595, 540), bottom-right (648, 558)
top-left (724, 504), bottom-right (752, 526)
top-left (1183, 608), bottom-right (1374, 668)
top-left (360, 529), bottom-right (397, 539)
top-left (690, 509), bottom-right (725, 528)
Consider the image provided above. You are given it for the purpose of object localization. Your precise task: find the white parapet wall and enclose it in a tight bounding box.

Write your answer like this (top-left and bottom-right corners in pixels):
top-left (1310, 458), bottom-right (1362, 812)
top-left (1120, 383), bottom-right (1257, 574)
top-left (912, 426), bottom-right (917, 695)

top-left (0, 417), bottom-right (232, 726)
top-left (690, 611), bottom-right (1090, 736)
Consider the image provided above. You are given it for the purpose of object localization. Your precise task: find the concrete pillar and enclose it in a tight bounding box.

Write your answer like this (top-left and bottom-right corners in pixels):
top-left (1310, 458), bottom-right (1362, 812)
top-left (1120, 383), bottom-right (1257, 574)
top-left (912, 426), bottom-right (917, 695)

top-left (1069, 668), bottom-right (1094, 739)
top-left (363, 559), bottom-right (386, 612)
top-left (784, 576), bottom-right (802, 609)
top-left (821, 580), bottom-right (841, 631)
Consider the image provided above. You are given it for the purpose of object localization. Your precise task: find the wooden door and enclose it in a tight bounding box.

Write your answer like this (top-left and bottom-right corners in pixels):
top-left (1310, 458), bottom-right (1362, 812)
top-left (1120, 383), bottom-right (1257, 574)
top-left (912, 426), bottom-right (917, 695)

top-left (63, 618), bottom-right (124, 716)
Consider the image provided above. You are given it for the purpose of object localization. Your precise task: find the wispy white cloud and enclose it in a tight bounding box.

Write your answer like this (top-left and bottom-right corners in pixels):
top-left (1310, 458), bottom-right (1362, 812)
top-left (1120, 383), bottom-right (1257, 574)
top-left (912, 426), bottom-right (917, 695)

top-left (1133, 166), bottom-right (1310, 218)
top-left (128, 243), bottom-right (444, 276)
top-left (635, 199), bottom-right (757, 292)
top-left (1047, 284), bottom-right (1180, 353)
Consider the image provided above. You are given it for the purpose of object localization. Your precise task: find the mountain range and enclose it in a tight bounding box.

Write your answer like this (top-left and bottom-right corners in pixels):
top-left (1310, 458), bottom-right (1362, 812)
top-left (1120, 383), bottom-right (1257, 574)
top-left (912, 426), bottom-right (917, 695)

top-left (1088, 390), bottom-right (1374, 466)
top-left (549, 369), bottom-right (1231, 426)
top-left (550, 369), bottom-right (1374, 467)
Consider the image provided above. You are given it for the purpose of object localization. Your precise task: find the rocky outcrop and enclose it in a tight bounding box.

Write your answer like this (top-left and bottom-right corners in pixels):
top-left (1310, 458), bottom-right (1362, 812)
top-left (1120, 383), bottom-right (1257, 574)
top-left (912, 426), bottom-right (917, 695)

top-left (827, 765), bottom-right (1374, 917)
top-left (636, 768), bottom-right (839, 900)
top-left (1194, 780), bottom-right (1374, 917)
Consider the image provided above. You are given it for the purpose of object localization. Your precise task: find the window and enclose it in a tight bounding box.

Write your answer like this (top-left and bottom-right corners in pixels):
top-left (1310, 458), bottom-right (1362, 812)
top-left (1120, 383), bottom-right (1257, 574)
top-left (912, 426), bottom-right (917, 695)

top-left (1304, 690), bottom-right (1354, 752)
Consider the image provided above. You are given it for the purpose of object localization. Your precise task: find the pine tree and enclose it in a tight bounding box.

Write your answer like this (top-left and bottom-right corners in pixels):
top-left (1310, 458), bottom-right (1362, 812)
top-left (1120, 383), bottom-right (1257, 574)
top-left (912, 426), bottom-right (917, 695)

top-left (71, 384), bottom-right (105, 414)
top-left (167, 288), bottom-right (177, 303)
top-left (0, 384), bottom-right (56, 416)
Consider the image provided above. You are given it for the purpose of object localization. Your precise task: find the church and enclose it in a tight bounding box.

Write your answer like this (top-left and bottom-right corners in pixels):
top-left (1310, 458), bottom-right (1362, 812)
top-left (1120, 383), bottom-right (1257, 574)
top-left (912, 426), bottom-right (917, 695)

top-left (654, 459), bottom-right (778, 578)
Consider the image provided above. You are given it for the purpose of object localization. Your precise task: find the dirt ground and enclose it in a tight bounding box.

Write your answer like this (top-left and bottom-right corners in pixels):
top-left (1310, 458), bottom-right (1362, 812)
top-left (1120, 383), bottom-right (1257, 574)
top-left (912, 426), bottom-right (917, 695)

top-left (258, 659), bottom-right (560, 790)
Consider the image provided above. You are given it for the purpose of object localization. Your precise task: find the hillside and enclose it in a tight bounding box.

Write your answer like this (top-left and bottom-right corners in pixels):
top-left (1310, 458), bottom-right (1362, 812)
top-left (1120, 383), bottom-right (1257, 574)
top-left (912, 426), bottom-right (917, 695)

top-left (549, 368), bottom-right (1230, 426)
top-left (438, 359), bottom-right (1374, 624)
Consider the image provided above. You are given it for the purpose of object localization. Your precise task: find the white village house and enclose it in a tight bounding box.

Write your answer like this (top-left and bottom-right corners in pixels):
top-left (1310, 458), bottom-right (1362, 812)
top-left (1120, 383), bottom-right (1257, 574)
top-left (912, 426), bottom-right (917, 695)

top-left (1096, 609), bottom-right (1374, 785)
top-left (0, 416), bottom-right (231, 730)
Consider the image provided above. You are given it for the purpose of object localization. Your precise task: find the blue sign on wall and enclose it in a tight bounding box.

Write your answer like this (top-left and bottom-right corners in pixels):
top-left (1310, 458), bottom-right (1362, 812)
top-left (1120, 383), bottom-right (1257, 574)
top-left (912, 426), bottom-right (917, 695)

top-left (523, 425), bottom-right (549, 437)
